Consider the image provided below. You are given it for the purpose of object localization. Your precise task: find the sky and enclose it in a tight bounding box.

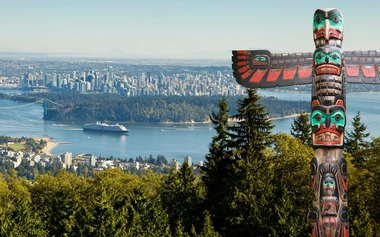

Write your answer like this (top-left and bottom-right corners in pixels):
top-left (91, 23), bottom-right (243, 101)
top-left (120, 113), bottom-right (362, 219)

top-left (1, 0), bottom-right (380, 58)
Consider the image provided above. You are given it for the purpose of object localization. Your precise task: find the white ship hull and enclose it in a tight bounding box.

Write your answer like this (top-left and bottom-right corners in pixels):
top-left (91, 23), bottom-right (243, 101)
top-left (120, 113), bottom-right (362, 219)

top-left (83, 122), bottom-right (129, 133)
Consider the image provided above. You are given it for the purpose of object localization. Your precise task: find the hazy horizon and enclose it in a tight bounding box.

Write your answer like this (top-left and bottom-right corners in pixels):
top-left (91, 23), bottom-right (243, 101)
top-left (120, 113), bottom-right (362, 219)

top-left (1, 0), bottom-right (380, 59)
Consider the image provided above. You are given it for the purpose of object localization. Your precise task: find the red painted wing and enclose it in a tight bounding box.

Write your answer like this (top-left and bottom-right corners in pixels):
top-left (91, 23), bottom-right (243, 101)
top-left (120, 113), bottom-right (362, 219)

top-left (344, 50), bottom-right (380, 84)
top-left (232, 50), bottom-right (313, 88)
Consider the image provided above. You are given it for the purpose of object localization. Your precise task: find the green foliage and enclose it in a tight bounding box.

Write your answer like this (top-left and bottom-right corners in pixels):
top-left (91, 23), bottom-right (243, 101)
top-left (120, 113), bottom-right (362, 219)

top-left (202, 96), bottom-right (236, 232)
top-left (7, 91), bottom-right (309, 122)
top-left (4, 91), bottom-right (380, 236)
top-left (290, 111), bottom-right (312, 147)
top-left (195, 212), bottom-right (220, 237)
top-left (359, 137), bottom-right (380, 234)
top-left (345, 111), bottom-right (370, 168)
top-left (0, 174), bottom-right (47, 236)
top-left (0, 136), bottom-right (47, 153)
top-left (347, 153), bottom-right (374, 237)
top-left (269, 133), bottom-right (313, 236)
top-left (229, 89), bottom-right (274, 157)
top-left (204, 89), bottom-right (276, 236)
top-left (19, 169), bottom-right (172, 236)
top-left (161, 163), bottom-right (204, 234)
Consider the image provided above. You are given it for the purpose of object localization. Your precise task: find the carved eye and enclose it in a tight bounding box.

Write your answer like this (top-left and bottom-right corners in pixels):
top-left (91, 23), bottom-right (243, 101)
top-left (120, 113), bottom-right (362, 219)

top-left (334, 114), bottom-right (342, 121)
top-left (331, 15), bottom-right (340, 24)
top-left (314, 114), bottom-right (322, 121)
top-left (315, 16), bottom-right (323, 24)
top-left (323, 180), bottom-right (334, 185)
top-left (316, 53), bottom-right (323, 60)
top-left (331, 54), bottom-right (339, 60)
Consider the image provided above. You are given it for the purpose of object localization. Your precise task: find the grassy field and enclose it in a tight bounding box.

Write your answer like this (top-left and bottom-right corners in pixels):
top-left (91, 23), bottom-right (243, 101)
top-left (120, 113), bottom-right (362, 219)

top-left (7, 143), bottom-right (25, 151)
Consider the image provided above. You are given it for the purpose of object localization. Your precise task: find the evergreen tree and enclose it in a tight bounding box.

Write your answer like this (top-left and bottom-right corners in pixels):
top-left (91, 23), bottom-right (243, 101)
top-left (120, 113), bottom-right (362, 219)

top-left (347, 153), bottom-right (374, 237)
top-left (347, 136), bottom-right (380, 235)
top-left (290, 111), bottom-right (312, 147)
top-left (161, 162), bottom-right (204, 234)
top-left (194, 211), bottom-right (220, 237)
top-left (229, 89), bottom-right (274, 158)
top-left (345, 111), bottom-right (370, 167)
top-left (201, 96), bottom-right (236, 233)
top-left (227, 88), bottom-right (275, 236)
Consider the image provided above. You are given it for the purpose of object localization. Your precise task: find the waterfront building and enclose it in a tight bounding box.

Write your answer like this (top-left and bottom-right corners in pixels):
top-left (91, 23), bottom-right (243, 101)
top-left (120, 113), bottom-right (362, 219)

top-left (61, 152), bottom-right (72, 168)
top-left (184, 156), bottom-right (192, 166)
top-left (88, 155), bottom-right (97, 167)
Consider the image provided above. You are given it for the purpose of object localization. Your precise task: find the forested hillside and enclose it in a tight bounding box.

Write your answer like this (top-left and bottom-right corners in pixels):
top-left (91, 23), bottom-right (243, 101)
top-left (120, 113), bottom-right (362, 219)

top-left (1, 91), bottom-right (310, 122)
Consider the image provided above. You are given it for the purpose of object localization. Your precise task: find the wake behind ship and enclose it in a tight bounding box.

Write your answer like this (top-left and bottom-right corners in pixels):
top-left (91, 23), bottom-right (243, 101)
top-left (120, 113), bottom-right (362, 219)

top-left (83, 122), bottom-right (130, 133)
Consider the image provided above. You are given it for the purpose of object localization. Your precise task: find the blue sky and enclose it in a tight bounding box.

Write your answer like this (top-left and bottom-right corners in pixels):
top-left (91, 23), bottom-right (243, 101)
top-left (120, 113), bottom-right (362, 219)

top-left (0, 0), bottom-right (379, 58)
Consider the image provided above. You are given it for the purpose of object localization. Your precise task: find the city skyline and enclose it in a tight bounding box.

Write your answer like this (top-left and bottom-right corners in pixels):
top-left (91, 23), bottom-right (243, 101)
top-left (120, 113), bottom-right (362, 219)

top-left (1, 0), bottom-right (380, 59)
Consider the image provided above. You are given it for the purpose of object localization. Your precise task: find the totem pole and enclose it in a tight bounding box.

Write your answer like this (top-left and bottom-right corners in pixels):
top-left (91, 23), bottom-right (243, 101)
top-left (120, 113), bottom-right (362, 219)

top-left (310, 9), bottom-right (349, 236)
top-left (232, 8), bottom-right (380, 236)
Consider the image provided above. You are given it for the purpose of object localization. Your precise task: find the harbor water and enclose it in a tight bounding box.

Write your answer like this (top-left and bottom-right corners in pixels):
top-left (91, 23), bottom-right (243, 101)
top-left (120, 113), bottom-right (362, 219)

top-left (1, 89), bottom-right (380, 164)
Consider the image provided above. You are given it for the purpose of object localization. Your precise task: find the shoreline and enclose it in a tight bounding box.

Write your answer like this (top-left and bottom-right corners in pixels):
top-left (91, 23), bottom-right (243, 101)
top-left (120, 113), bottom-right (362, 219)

top-left (33, 137), bottom-right (66, 155)
top-left (270, 113), bottom-right (308, 121)
top-left (159, 113), bottom-right (304, 124)
top-left (31, 114), bottom-right (305, 155)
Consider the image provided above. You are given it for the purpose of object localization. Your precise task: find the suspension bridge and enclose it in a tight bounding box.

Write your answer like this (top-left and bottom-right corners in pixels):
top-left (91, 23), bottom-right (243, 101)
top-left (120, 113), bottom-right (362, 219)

top-left (0, 98), bottom-right (64, 115)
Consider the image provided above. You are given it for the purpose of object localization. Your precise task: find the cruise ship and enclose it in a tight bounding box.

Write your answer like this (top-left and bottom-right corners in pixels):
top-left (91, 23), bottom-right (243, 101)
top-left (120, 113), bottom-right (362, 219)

top-left (83, 122), bottom-right (130, 133)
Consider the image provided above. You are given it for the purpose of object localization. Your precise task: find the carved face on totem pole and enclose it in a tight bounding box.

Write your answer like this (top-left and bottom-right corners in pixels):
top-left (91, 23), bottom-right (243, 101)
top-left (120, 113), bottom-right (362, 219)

top-left (322, 175), bottom-right (336, 196)
top-left (313, 8), bottom-right (344, 48)
top-left (314, 46), bottom-right (343, 75)
top-left (312, 14), bottom-right (345, 148)
top-left (311, 98), bottom-right (346, 147)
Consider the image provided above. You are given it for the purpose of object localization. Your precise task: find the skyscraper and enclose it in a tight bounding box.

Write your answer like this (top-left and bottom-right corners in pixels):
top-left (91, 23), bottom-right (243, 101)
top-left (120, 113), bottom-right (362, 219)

top-left (61, 152), bottom-right (72, 168)
top-left (184, 156), bottom-right (192, 166)
top-left (108, 66), bottom-right (113, 80)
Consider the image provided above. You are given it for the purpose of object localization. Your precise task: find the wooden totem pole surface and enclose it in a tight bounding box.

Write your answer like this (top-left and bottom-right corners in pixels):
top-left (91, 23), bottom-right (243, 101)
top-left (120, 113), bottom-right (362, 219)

top-left (231, 8), bottom-right (380, 237)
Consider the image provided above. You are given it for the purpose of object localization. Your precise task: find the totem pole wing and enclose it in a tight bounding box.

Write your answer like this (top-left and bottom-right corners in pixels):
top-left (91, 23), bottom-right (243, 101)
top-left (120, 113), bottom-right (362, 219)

top-left (232, 50), bottom-right (313, 88)
top-left (344, 50), bottom-right (380, 84)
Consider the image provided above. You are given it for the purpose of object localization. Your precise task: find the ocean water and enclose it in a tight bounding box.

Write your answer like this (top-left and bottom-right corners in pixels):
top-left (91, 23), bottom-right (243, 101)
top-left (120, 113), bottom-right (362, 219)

top-left (1, 89), bottom-right (380, 163)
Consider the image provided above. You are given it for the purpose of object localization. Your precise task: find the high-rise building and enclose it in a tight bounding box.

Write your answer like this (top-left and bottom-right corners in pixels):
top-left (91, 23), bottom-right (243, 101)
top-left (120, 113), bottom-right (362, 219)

top-left (88, 155), bottom-right (97, 167)
top-left (108, 66), bottom-right (113, 80)
top-left (61, 152), bottom-right (72, 168)
top-left (43, 74), bottom-right (48, 87)
top-left (171, 159), bottom-right (180, 171)
top-left (56, 74), bottom-right (62, 89)
top-left (52, 73), bottom-right (57, 87)
top-left (184, 156), bottom-right (192, 166)
top-left (146, 71), bottom-right (151, 84)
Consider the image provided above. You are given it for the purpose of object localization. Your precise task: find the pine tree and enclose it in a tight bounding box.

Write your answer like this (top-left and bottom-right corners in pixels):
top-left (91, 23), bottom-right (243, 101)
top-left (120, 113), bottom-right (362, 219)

top-left (227, 88), bottom-right (275, 236)
top-left (290, 111), bottom-right (312, 147)
top-left (229, 89), bottom-right (274, 158)
top-left (201, 96), bottom-right (237, 233)
top-left (161, 162), bottom-right (204, 234)
top-left (345, 111), bottom-right (370, 167)
top-left (366, 137), bottom-right (380, 234)
top-left (195, 211), bottom-right (220, 237)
